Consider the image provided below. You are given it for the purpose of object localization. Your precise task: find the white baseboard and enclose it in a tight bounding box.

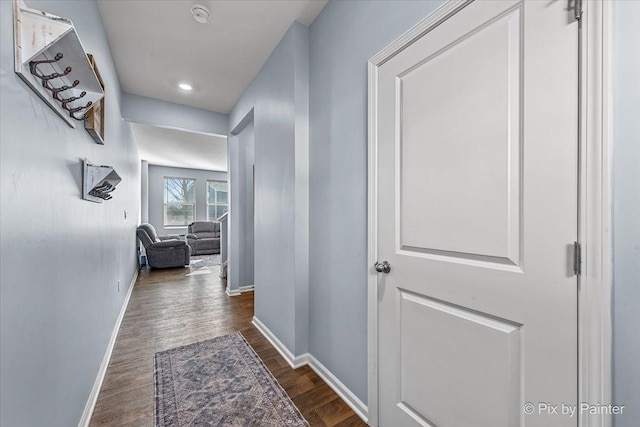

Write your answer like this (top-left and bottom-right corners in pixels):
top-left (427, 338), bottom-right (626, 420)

top-left (307, 354), bottom-right (368, 423)
top-left (225, 284), bottom-right (254, 296)
top-left (78, 270), bottom-right (138, 427)
top-left (226, 287), bottom-right (240, 296)
top-left (251, 317), bottom-right (307, 368)
top-left (251, 317), bottom-right (368, 423)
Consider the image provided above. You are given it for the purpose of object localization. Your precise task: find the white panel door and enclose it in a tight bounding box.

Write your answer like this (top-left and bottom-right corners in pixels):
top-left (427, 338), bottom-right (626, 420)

top-left (375, 1), bottom-right (579, 426)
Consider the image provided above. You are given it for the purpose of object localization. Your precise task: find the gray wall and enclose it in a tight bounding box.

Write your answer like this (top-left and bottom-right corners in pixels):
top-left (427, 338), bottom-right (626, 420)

top-left (147, 165), bottom-right (227, 236)
top-left (229, 22), bottom-right (310, 355)
top-left (122, 92), bottom-right (228, 136)
top-left (0, 1), bottom-right (140, 425)
top-left (244, 126), bottom-right (255, 290)
top-left (308, 0), bottom-right (444, 402)
top-left (612, 1), bottom-right (640, 425)
top-left (141, 160), bottom-right (149, 223)
top-left (228, 120), bottom-right (255, 292)
top-left (293, 21), bottom-right (310, 355)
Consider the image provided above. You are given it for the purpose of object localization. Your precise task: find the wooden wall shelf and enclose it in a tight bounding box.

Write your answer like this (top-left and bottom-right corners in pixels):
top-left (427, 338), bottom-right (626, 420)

top-left (13, 0), bottom-right (104, 128)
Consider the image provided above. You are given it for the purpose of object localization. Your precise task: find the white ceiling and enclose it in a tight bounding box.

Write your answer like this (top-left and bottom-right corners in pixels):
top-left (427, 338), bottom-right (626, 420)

top-left (98, 0), bottom-right (327, 113)
top-left (132, 123), bottom-right (228, 172)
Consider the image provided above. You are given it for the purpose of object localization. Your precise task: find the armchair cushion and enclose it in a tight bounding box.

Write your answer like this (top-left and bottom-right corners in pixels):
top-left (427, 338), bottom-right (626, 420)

top-left (188, 221), bottom-right (219, 234)
top-left (149, 240), bottom-right (187, 249)
top-left (192, 232), bottom-right (219, 239)
top-left (136, 223), bottom-right (158, 248)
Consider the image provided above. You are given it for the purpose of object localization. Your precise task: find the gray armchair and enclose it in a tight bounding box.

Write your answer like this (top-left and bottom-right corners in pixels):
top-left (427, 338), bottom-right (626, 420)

top-left (136, 223), bottom-right (190, 268)
top-left (187, 221), bottom-right (221, 255)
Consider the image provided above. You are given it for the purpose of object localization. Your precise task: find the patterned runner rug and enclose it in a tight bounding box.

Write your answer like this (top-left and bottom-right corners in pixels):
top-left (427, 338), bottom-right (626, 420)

top-left (154, 332), bottom-right (308, 426)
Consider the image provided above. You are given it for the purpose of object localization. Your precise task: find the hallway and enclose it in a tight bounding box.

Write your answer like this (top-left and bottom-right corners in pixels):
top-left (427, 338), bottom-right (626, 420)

top-left (89, 264), bottom-right (366, 426)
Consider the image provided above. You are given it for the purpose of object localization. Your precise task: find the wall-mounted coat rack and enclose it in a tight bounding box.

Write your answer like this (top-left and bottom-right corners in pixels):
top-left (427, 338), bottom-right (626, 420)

top-left (13, 0), bottom-right (104, 128)
top-left (83, 159), bottom-right (121, 203)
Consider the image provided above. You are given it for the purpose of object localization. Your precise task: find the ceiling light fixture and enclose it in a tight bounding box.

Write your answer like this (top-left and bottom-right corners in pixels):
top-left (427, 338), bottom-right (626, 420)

top-left (190, 4), bottom-right (211, 24)
top-left (178, 82), bottom-right (193, 91)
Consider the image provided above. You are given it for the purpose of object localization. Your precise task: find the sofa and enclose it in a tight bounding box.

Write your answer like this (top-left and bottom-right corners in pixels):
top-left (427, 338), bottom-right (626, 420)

top-left (187, 221), bottom-right (221, 255)
top-left (136, 223), bottom-right (190, 268)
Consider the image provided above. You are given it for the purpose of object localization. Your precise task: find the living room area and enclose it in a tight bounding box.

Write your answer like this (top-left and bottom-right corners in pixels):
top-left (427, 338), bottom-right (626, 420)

top-left (133, 117), bottom-right (257, 294)
top-left (134, 121), bottom-right (229, 268)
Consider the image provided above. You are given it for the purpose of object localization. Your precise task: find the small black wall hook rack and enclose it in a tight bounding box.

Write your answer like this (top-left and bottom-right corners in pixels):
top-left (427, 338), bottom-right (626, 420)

top-left (28, 51), bottom-right (95, 121)
top-left (14, 0), bottom-right (105, 128)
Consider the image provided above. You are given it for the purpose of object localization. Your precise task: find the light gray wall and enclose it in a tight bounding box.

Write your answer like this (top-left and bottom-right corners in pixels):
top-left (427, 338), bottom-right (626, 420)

top-left (122, 92), bottom-right (229, 136)
top-left (147, 165), bottom-right (227, 236)
top-left (229, 22), bottom-right (310, 354)
top-left (0, 1), bottom-right (141, 425)
top-left (141, 160), bottom-right (149, 223)
top-left (612, 1), bottom-right (640, 426)
top-left (244, 125), bottom-right (255, 290)
top-left (228, 121), bottom-right (255, 292)
top-left (228, 127), bottom-right (242, 291)
top-left (308, 0), bottom-right (444, 402)
top-left (293, 21), bottom-right (310, 356)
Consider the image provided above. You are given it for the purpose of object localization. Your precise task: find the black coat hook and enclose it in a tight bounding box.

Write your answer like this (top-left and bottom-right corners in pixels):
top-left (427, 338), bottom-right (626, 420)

top-left (29, 53), bottom-right (63, 74)
top-left (43, 79), bottom-right (80, 93)
top-left (62, 101), bottom-right (92, 121)
top-left (30, 53), bottom-right (72, 81)
top-left (54, 90), bottom-right (86, 104)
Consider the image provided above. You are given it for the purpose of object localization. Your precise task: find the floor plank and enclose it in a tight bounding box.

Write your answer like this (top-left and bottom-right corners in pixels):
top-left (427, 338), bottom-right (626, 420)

top-left (89, 263), bottom-right (367, 426)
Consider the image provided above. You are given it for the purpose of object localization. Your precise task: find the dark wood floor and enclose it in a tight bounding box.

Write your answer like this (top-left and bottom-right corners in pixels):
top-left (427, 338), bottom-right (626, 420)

top-left (90, 262), bottom-right (367, 426)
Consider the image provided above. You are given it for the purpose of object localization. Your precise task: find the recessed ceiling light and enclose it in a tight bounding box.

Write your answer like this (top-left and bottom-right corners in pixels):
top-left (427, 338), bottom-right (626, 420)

top-left (178, 82), bottom-right (193, 91)
top-left (191, 4), bottom-right (211, 24)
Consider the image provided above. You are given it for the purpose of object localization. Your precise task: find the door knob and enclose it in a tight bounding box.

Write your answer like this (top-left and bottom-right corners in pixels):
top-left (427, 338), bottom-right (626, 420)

top-left (374, 261), bottom-right (391, 273)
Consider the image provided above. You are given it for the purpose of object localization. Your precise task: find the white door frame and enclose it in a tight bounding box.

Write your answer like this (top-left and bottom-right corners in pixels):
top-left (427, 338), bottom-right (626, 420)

top-left (366, 1), bottom-right (613, 426)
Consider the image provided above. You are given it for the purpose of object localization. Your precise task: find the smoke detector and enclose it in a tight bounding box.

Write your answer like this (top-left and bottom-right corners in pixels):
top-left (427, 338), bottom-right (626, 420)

top-left (190, 4), bottom-right (211, 24)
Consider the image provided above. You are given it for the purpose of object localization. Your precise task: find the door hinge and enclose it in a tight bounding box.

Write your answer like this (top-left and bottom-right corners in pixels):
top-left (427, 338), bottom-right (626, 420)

top-left (573, 241), bottom-right (582, 276)
top-left (572, 0), bottom-right (583, 21)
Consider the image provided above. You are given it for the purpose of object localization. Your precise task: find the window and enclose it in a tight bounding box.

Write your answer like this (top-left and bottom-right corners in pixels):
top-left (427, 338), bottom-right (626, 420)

top-left (164, 177), bottom-right (195, 226)
top-left (207, 180), bottom-right (228, 221)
